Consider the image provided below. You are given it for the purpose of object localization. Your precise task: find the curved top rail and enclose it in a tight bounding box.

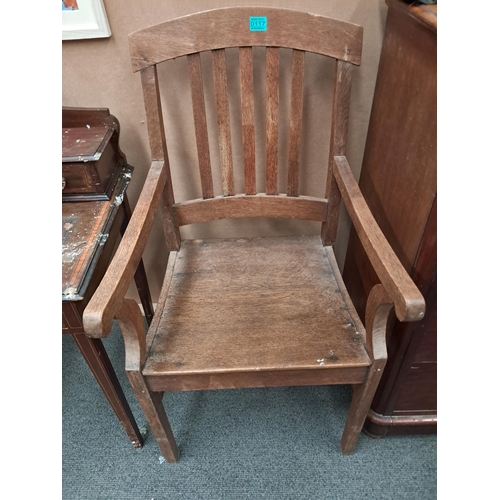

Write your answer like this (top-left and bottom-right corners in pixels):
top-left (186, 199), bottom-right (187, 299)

top-left (129, 7), bottom-right (363, 72)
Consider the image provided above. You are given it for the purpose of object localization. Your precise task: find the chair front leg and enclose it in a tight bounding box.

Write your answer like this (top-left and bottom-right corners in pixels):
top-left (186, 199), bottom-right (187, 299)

top-left (116, 299), bottom-right (179, 462)
top-left (340, 285), bottom-right (392, 455)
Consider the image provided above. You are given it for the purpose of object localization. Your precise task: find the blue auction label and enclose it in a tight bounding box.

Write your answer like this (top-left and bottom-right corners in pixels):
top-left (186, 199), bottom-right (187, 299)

top-left (249, 16), bottom-right (267, 31)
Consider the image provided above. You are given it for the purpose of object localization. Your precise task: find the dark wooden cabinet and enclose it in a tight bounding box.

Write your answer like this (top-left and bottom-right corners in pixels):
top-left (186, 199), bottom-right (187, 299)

top-left (342, 0), bottom-right (437, 436)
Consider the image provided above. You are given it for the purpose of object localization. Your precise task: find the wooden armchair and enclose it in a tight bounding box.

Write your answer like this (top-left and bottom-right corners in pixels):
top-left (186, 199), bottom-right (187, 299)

top-left (83, 7), bottom-right (425, 462)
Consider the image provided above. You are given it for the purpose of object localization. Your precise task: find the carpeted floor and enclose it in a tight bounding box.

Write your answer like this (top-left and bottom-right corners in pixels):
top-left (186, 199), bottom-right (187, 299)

top-left (62, 322), bottom-right (437, 499)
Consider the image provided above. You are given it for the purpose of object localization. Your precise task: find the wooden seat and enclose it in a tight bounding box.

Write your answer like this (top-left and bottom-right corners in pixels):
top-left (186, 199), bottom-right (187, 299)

top-left (143, 236), bottom-right (371, 388)
top-left (83, 7), bottom-right (425, 462)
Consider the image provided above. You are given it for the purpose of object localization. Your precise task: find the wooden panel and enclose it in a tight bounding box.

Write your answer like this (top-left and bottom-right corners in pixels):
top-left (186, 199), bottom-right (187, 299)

top-left (129, 7), bottom-right (363, 72)
top-left (62, 163), bottom-right (95, 194)
top-left (239, 47), bottom-right (256, 195)
top-left (142, 236), bottom-right (370, 379)
top-left (265, 47), bottom-right (279, 194)
top-left (392, 363), bottom-right (437, 413)
top-left (172, 194), bottom-right (328, 226)
top-left (212, 49), bottom-right (235, 196)
top-left (147, 367), bottom-right (367, 392)
top-left (286, 49), bottom-right (305, 197)
top-left (62, 107), bottom-right (113, 128)
top-left (321, 60), bottom-right (354, 245)
top-left (388, 0), bottom-right (437, 32)
top-left (344, 5), bottom-right (436, 283)
top-left (188, 53), bottom-right (214, 199)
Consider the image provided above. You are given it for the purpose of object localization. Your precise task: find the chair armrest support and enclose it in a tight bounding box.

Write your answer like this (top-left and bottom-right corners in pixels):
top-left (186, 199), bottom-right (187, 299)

top-left (83, 160), bottom-right (167, 338)
top-left (332, 155), bottom-right (425, 322)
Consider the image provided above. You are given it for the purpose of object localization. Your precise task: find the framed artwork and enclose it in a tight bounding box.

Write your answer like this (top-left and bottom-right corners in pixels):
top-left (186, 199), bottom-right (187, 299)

top-left (62, 0), bottom-right (111, 40)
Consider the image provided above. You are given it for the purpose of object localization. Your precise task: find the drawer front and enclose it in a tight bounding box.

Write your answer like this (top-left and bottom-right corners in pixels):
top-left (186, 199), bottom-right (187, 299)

top-left (62, 162), bottom-right (101, 194)
top-left (392, 363), bottom-right (437, 414)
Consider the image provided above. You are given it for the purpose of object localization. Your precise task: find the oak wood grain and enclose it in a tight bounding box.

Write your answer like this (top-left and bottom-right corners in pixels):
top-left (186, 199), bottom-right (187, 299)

top-left (129, 7), bottom-right (363, 72)
top-left (325, 246), bottom-right (366, 346)
top-left (212, 49), bottom-right (235, 196)
top-left (172, 194), bottom-right (328, 226)
top-left (265, 47), bottom-right (279, 195)
top-left (239, 47), bottom-right (256, 195)
top-left (286, 49), bottom-right (305, 197)
top-left (117, 299), bottom-right (147, 372)
top-left (140, 66), bottom-right (167, 162)
top-left (145, 251), bottom-right (178, 354)
top-left (142, 236), bottom-right (370, 380)
top-left (188, 53), bottom-right (214, 199)
top-left (321, 60), bottom-right (353, 245)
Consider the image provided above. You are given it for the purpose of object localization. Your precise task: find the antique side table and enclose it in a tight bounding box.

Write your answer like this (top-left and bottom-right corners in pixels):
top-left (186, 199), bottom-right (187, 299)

top-left (62, 107), bottom-right (154, 447)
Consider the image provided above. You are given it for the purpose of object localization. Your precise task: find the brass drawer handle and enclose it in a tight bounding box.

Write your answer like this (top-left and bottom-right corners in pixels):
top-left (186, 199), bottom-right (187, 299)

top-left (62, 176), bottom-right (66, 190)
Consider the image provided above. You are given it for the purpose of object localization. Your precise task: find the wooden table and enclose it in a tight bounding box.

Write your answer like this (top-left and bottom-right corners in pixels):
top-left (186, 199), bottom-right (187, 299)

top-left (62, 107), bottom-right (154, 447)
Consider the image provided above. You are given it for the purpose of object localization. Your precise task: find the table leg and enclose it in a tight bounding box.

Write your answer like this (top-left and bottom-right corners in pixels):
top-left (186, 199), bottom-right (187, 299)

top-left (71, 332), bottom-right (144, 448)
top-left (122, 192), bottom-right (154, 326)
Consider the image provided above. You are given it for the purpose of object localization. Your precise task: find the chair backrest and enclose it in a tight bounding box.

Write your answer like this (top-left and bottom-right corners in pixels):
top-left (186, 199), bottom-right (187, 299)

top-left (129, 7), bottom-right (363, 246)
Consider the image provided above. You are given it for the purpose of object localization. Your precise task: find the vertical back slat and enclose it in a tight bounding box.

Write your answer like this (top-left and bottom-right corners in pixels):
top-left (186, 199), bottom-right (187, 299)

top-left (141, 66), bottom-right (168, 162)
top-left (332, 60), bottom-right (353, 156)
top-left (321, 60), bottom-right (354, 246)
top-left (239, 47), bottom-right (256, 195)
top-left (212, 49), bottom-right (235, 196)
top-left (188, 53), bottom-right (214, 199)
top-left (287, 49), bottom-right (305, 197)
top-left (140, 65), bottom-right (180, 250)
top-left (265, 47), bottom-right (280, 195)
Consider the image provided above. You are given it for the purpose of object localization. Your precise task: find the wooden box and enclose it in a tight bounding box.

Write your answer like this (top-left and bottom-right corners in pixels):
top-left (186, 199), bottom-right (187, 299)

top-left (62, 126), bottom-right (121, 201)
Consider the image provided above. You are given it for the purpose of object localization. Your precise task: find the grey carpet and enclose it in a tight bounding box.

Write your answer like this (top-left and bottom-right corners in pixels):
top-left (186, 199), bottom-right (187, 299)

top-left (62, 322), bottom-right (436, 499)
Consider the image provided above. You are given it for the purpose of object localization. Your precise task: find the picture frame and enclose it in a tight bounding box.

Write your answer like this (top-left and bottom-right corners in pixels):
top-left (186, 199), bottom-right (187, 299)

top-left (62, 0), bottom-right (111, 40)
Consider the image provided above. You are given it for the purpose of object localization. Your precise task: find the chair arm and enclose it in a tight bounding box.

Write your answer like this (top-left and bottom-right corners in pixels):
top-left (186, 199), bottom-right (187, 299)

top-left (332, 155), bottom-right (425, 322)
top-left (83, 160), bottom-right (167, 338)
